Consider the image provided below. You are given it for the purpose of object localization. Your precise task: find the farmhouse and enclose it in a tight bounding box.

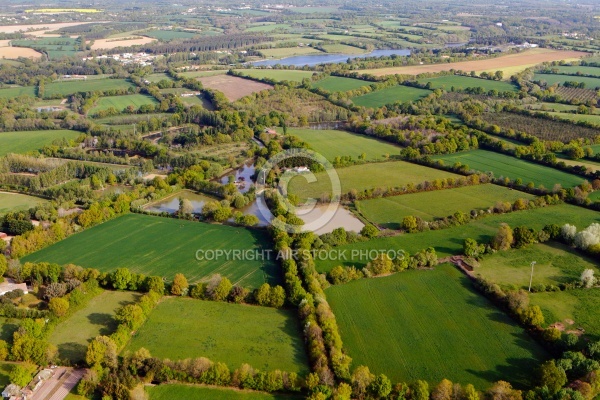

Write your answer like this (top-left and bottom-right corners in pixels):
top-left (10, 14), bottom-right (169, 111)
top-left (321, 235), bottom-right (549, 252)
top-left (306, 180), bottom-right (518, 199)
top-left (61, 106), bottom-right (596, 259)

top-left (1, 383), bottom-right (20, 399)
top-left (0, 279), bottom-right (28, 296)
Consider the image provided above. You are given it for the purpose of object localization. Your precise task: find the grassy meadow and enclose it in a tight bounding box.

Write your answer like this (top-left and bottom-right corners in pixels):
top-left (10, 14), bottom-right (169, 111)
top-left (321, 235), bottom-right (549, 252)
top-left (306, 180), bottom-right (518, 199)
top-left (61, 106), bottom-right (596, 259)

top-left (533, 73), bottom-right (600, 88)
top-left (357, 184), bottom-right (535, 227)
top-left (146, 384), bottom-right (299, 399)
top-left (287, 161), bottom-right (461, 201)
top-left (0, 86), bottom-right (36, 99)
top-left (287, 128), bottom-right (401, 161)
top-left (312, 76), bottom-right (371, 92)
top-left (478, 242), bottom-right (599, 289)
top-left (89, 94), bottom-right (158, 115)
top-left (419, 75), bottom-right (518, 92)
top-left (352, 85), bottom-right (432, 107)
top-left (50, 290), bottom-right (140, 362)
top-left (0, 192), bottom-right (48, 214)
top-left (316, 203), bottom-right (600, 272)
top-left (44, 78), bottom-right (135, 98)
top-left (0, 129), bottom-right (80, 156)
top-left (22, 214), bottom-right (279, 289)
top-left (235, 69), bottom-right (315, 83)
top-left (125, 298), bottom-right (308, 373)
top-left (433, 150), bottom-right (586, 188)
top-left (327, 265), bottom-right (548, 388)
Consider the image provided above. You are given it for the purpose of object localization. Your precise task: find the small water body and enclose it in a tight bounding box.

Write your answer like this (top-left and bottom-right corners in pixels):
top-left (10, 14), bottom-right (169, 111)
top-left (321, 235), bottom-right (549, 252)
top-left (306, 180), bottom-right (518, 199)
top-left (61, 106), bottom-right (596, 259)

top-left (95, 185), bottom-right (131, 197)
top-left (220, 162), bottom-right (256, 194)
top-left (145, 191), bottom-right (218, 214)
top-left (252, 49), bottom-right (411, 67)
top-left (444, 42), bottom-right (468, 48)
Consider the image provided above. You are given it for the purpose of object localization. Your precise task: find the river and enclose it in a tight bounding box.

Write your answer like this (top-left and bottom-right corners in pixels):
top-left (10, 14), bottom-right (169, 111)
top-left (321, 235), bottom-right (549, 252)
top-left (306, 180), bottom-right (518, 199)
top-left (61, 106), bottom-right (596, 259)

top-left (252, 49), bottom-right (411, 67)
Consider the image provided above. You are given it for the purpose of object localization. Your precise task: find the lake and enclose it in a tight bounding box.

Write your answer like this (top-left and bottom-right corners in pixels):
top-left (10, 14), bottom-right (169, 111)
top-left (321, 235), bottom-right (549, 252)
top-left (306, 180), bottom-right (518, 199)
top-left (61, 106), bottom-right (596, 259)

top-left (252, 49), bottom-right (411, 67)
top-left (144, 191), bottom-right (218, 214)
top-left (220, 162), bottom-right (256, 194)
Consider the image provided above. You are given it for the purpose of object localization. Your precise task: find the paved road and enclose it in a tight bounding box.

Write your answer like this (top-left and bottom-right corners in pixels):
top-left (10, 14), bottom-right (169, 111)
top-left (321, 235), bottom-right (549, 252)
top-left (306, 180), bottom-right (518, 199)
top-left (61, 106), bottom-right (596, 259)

top-left (30, 368), bottom-right (85, 400)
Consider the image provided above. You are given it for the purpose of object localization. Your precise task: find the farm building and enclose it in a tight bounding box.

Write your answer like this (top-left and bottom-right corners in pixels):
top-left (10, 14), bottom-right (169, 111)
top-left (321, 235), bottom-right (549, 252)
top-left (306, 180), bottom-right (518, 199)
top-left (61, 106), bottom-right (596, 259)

top-left (0, 279), bottom-right (28, 296)
top-left (1, 383), bottom-right (20, 399)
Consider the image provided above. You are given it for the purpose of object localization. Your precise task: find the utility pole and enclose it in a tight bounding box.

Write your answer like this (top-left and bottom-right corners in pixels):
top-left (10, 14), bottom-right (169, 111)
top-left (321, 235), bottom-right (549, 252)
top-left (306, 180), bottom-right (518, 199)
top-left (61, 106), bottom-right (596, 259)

top-left (528, 261), bottom-right (537, 292)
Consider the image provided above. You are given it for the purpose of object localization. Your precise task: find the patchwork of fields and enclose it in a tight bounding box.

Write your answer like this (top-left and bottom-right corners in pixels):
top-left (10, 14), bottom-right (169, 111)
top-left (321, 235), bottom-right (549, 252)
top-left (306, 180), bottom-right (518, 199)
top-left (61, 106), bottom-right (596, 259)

top-left (0, 129), bottom-right (80, 156)
top-left (433, 150), bottom-right (585, 188)
top-left (357, 184), bottom-right (535, 228)
top-left (287, 128), bottom-right (401, 161)
top-left (22, 214), bottom-right (279, 289)
top-left (327, 265), bottom-right (548, 388)
top-left (125, 298), bottom-right (309, 373)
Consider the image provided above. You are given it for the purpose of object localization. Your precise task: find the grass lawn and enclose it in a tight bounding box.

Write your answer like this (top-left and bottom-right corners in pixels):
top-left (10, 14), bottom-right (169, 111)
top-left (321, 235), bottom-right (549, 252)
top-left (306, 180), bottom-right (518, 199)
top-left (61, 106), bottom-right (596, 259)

top-left (125, 298), bottom-right (308, 373)
top-left (533, 73), bottom-right (600, 88)
top-left (50, 290), bottom-right (140, 362)
top-left (433, 150), bottom-right (586, 188)
top-left (352, 85), bottom-right (432, 107)
top-left (287, 161), bottom-right (461, 202)
top-left (0, 86), bottom-right (36, 99)
top-left (22, 214), bottom-right (279, 289)
top-left (44, 78), bottom-right (136, 98)
top-left (0, 317), bottom-right (20, 342)
top-left (312, 76), bottom-right (370, 92)
top-left (0, 129), bottom-right (80, 156)
top-left (235, 69), bottom-right (315, 83)
top-left (478, 241), bottom-right (599, 289)
top-left (287, 128), bottom-right (401, 161)
top-left (315, 203), bottom-right (600, 272)
top-left (90, 94), bottom-right (158, 115)
top-left (419, 75), bottom-right (518, 92)
top-left (327, 264), bottom-right (548, 389)
top-left (146, 384), bottom-right (297, 399)
top-left (0, 192), bottom-right (48, 214)
top-left (356, 184), bottom-right (535, 227)
top-left (531, 289), bottom-right (600, 340)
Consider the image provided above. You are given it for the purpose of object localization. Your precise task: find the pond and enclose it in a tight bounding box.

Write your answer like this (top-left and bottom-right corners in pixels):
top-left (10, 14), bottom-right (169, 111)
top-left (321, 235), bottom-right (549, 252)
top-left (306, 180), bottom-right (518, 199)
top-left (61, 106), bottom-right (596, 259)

top-left (252, 49), bottom-right (411, 67)
top-left (144, 191), bottom-right (218, 214)
top-left (220, 162), bottom-right (256, 194)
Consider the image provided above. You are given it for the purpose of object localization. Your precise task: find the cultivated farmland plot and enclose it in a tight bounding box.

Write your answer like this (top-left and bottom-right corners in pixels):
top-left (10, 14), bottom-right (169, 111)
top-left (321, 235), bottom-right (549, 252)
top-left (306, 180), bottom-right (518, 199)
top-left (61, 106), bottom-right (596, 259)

top-left (0, 129), bottom-right (80, 156)
top-left (146, 384), bottom-right (298, 400)
top-left (312, 76), bottom-right (371, 92)
top-left (125, 298), bottom-right (309, 373)
top-left (89, 94), bottom-right (158, 115)
top-left (44, 78), bottom-right (136, 98)
top-left (533, 73), bottom-right (600, 89)
top-left (327, 265), bottom-right (548, 388)
top-left (351, 85), bottom-right (432, 107)
top-left (419, 75), bottom-right (518, 92)
top-left (198, 75), bottom-right (273, 101)
top-left (22, 213), bottom-right (280, 289)
top-left (235, 69), bottom-right (315, 83)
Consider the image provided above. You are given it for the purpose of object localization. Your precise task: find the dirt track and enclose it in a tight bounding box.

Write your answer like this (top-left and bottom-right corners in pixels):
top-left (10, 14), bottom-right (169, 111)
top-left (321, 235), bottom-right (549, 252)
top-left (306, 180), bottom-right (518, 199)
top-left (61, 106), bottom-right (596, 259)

top-left (362, 49), bottom-right (587, 76)
top-left (198, 75), bottom-right (273, 101)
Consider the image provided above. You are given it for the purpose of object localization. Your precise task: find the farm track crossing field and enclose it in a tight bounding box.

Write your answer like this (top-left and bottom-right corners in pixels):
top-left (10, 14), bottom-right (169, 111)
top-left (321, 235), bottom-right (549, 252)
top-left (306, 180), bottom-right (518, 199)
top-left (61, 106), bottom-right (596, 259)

top-left (44, 78), bottom-right (135, 98)
top-left (287, 128), bottom-right (401, 161)
top-left (478, 242), bottom-right (599, 289)
top-left (327, 265), bottom-right (548, 388)
top-left (288, 161), bottom-right (461, 201)
top-left (316, 203), bottom-right (600, 272)
top-left (0, 86), bottom-right (36, 99)
top-left (352, 85), bottom-right (432, 107)
top-left (0, 129), bottom-right (80, 156)
top-left (0, 192), bottom-right (48, 214)
top-left (125, 298), bottom-right (309, 373)
top-left (312, 76), bottom-right (371, 92)
top-left (419, 75), bottom-right (518, 92)
top-left (199, 75), bottom-right (273, 101)
top-left (360, 49), bottom-right (586, 76)
top-left (533, 73), bottom-right (600, 88)
top-left (234, 69), bottom-right (314, 83)
top-left (89, 94), bottom-right (158, 115)
top-left (50, 290), bottom-right (140, 362)
top-left (22, 213), bottom-right (279, 289)
top-left (433, 150), bottom-right (585, 188)
top-left (146, 384), bottom-right (298, 399)
top-left (357, 184), bottom-right (535, 227)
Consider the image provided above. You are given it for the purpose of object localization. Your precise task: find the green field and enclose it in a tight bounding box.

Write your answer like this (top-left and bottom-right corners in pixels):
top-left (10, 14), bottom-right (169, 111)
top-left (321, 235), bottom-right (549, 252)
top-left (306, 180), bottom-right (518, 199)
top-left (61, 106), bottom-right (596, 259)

top-left (288, 161), bottom-right (461, 201)
top-left (550, 65), bottom-right (600, 77)
top-left (420, 75), bottom-right (518, 92)
top-left (531, 289), bottom-right (600, 340)
top-left (327, 265), bottom-right (548, 388)
top-left (179, 70), bottom-right (227, 79)
top-left (316, 203), bottom-right (600, 272)
top-left (478, 242), bottom-right (599, 289)
top-left (90, 94), bottom-right (158, 115)
top-left (357, 184), bottom-right (535, 228)
top-left (260, 47), bottom-right (321, 58)
top-left (352, 85), bottom-right (432, 107)
top-left (433, 150), bottom-right (585, 188)
top-left (146, 384), bottom-right (296, 400)
top-left (22, 214), bottom-right (278, 289)
top-left (125, 298), bottom-right (308, 373)
top-left (287, 128), bottom-right (401, 161)
top-left (50, 290), bottom-right (140, 362)
top-left (44, 78), bottom-right (135, 98)
top-left (144, 30), bottom-right (199, 40)
top-left (12, 38), bottom-right (80, 60)
top-left (146, 73), bottom-right (174, 83)
top-left (235, 69), bottom-right (315, 83)
top-left (0, 86), bottom-right (36, 99)
top-left (0, 129), bottom-right (80, 156)
top-left (320, 43), bottom-right (366, 54)
top-left (246, 23), bottom-right (291, 32)
top-left (545, 111), bottom-right (600, 126)
top-left (312, 76), bottom-right (371, 92)
top-left (0, 192), bottom-right (48, 214)
top-left (533, 73), bottom-right (600, 88)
